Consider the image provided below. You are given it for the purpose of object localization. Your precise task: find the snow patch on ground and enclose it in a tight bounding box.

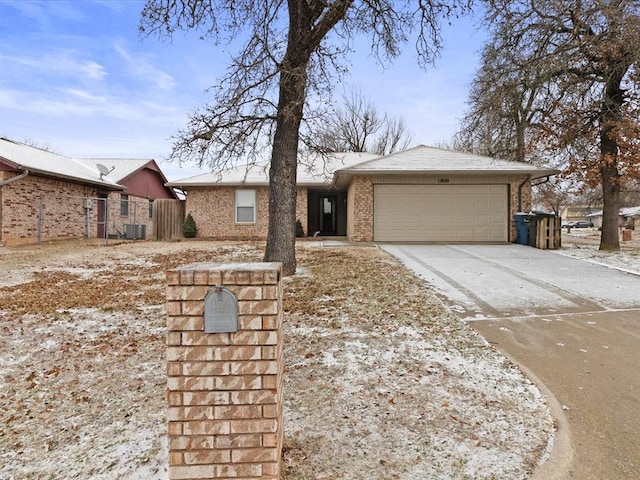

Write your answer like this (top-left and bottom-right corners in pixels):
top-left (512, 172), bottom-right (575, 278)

top-left (557, 244), bottom-right (640, 275)
top-left (0, 241), bottom-right (569, 480)
top-left (284, 317), bottom-right (551, 479)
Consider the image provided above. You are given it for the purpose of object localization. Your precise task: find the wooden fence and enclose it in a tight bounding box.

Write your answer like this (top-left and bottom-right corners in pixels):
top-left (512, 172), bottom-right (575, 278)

top-left (153, 199), bottom-right (185, 241)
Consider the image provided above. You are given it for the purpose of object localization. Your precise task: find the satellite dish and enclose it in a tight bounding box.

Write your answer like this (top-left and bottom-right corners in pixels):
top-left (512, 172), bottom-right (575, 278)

top-left (96, 163), bottom-right (115, 180)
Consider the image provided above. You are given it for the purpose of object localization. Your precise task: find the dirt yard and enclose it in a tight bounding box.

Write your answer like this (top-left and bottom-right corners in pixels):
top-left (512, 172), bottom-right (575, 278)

top-left (0, 240), bottom-right (553, 480)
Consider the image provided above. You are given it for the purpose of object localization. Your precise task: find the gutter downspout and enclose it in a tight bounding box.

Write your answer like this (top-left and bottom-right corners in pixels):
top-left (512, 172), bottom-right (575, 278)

top-left (532, 176), bottom-right (551, 187)
top-left (518, 175), bottom-right (532, 212)
top-left (0, 169), bottom-right (29, 186)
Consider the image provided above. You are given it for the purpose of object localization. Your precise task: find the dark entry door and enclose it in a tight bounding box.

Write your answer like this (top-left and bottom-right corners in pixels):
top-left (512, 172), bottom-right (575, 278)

top-left (319, 195), bottom-right (337, 235)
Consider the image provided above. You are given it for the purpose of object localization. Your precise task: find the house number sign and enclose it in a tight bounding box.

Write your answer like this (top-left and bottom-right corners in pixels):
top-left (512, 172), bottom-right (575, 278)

top-left (204, 286), bottom-right (238, 333)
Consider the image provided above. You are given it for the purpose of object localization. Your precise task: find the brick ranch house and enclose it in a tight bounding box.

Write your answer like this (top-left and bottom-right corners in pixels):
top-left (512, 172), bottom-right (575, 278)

top-left (167, 145), bottom-right (559, 243)
top-left (0, 138), bottom-right (177, 246)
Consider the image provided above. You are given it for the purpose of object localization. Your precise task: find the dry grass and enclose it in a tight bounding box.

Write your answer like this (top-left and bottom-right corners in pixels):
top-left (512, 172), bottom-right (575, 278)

top-left (0, 240), bottom-right (552, 480)
top-left (282, 246), bottom-right (551, 480)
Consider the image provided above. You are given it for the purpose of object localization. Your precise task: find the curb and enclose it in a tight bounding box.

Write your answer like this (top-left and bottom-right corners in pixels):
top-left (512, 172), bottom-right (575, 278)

top-left (514, 360), bottom-right (576, 479)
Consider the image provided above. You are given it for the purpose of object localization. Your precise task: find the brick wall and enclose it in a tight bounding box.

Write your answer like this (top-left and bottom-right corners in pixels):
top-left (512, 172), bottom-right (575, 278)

top-left (346, 175), bottom-right (374, 242)
top-left (185, 186), bottom-right (308, 240)
top-left (510, 176), bottom-right (532, 243)
top-left (0, 173), bottom-right (97, 245)
top-left (295, 187), bottom-right (308, 238)
top-left (0, 173), bottom-right (157, 245)
top-left (177, 175), bottom-right (533, 244)
top-left (166, 262), bottom-right (284, 480)
top-left (185, 187), bottom-right (270, 239)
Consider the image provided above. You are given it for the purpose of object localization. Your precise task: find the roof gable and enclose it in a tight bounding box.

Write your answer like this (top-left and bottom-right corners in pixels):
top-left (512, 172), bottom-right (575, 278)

top-left (80, 158), bottom-right (178, 199)
top-left (338, 145), bottom-right (559, 178)
top-left (80, 158), bottom-right (155, 183)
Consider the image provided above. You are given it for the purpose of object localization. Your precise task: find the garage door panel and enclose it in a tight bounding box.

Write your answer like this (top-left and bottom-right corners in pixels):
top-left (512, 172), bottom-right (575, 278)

top-left (374, 184), bottom-right (508, 242)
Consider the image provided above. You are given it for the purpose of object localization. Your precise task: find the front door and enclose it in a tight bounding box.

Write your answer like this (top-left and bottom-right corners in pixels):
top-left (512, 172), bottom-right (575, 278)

top-left (319, 195), bottom-right (337, 235)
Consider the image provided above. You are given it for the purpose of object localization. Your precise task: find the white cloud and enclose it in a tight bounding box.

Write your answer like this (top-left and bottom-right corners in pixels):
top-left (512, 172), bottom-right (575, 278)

top-left (0, 83), bottom-right (181, 124)
top-left (1, 50), bottom-right (107, 80)
top-left (80, 60), bottom-right (108, 79)
top-left (0, 89), bottom-right (28, 110)
top-left (59, 88), bottom-right (107, 103)
top-left (114, 43), bottom-right (176, 91)
top-left (7, 0), bottom-right (85, 24)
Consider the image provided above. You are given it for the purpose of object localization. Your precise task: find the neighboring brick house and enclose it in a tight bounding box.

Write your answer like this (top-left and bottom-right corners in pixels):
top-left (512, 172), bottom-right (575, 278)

top-left (167, 145), bottom-right (559, 244)
top-left (0, 138), bottom-right (177, 245)
top-left (0, 138), bottom-right (123, 245)
top-left (80, 158), bottom-right (179, 239)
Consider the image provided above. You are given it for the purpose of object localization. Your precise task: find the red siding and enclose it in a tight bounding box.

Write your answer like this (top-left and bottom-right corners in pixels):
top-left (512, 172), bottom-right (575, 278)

top-left (119, 167), bottom-right (176, 199)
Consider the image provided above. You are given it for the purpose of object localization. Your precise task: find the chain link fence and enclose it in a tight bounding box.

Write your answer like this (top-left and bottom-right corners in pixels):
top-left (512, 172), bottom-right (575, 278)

top-left (32, 194), bottom-right (155, 244)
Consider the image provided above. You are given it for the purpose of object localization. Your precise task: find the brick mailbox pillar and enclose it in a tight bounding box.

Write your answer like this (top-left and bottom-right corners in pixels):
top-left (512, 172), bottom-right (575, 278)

top-left (166, 262), bottom-right (284, 480)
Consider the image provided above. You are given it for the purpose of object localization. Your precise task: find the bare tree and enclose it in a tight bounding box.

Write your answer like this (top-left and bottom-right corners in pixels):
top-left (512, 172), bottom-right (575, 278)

top-left (455, 42), bottom-right (552, 162)
top-left (16, 138), bottom-right (56, 153)
top-left (533, 178), bottom-right (572, 215)
top-left (312, 89), bottom-right (413, 155)
top-left (458, 0), bottom-right (640, 251)
top-left (140, 0), bottom-right (471, 274)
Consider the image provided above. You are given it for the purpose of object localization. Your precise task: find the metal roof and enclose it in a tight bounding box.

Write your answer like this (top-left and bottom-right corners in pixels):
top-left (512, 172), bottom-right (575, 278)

top-left (0, 138), bottom-right (123, 190)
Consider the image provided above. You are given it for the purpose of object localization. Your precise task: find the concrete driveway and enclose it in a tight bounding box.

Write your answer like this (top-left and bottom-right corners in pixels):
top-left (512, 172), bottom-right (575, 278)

top-left (381, 244), bottom-right (640, 480)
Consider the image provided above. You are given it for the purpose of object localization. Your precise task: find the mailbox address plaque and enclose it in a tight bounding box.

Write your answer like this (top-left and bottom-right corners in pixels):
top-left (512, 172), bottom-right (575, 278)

top-left (204, 286), bottom-right (238, 333)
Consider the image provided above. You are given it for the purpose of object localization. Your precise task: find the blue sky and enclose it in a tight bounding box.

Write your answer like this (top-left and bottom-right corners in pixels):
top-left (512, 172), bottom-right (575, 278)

top-left (0, 0), bottom-right (486, 181)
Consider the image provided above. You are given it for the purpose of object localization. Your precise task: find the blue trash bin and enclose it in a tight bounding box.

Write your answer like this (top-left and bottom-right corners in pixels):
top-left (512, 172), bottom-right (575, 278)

top-left (514, 213), bottom-right (531, 245)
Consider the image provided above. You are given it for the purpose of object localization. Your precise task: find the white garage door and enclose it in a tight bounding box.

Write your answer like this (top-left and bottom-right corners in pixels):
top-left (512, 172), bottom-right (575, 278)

top-left (374, 184), bottom-right (508, 242)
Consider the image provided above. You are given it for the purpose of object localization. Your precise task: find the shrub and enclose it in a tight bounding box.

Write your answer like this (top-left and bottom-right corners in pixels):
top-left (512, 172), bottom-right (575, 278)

top-left (182, 213), bottom-right (198, 238)
top-left (295, 219), bottom-right (305, 237)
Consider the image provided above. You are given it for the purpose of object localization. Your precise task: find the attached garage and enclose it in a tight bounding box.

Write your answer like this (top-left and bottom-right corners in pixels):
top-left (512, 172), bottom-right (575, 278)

top-left (374, 184), bottom-right (508, 242)
top-left (335, 145), bottom-right (560, 244)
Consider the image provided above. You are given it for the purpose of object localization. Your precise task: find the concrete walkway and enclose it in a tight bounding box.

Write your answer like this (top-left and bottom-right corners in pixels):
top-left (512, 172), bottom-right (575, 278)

top-left (381, 244), bottom-right (640, 480)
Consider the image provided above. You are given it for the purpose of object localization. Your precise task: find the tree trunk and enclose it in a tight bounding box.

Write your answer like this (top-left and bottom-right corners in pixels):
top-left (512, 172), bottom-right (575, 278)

top-left (264, 58), bottom-right (308, 275)
top-left (598, 71), bottom-right (625, 251)
top-left (263, 0), bottom-right (350, 275)
top-left (599, 160), bottom-right (621, 250)
top-left (514, 119), bottom-right (526, 163)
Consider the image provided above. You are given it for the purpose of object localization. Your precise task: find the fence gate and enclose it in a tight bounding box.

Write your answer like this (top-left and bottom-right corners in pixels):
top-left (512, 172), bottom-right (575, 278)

top-left (154, 199), bottom-right (185, 240)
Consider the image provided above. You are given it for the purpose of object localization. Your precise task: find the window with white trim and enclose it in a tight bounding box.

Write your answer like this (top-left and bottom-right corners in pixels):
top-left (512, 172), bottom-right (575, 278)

top-left (235, 189), bottom-right (256, 223)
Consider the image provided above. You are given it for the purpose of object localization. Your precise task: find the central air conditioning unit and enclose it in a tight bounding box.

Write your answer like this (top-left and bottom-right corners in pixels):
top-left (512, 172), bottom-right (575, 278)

top-left (124, 224), bottom-right (147, 240)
